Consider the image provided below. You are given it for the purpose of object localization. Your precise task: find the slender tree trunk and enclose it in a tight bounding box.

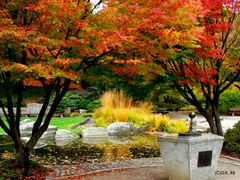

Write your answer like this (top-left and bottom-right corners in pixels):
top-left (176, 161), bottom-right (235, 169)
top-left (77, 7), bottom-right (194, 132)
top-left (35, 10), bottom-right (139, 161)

top-left (203, 113), bottom-right (218, 134)
top-left (212, 104), bottom-right (223, 136)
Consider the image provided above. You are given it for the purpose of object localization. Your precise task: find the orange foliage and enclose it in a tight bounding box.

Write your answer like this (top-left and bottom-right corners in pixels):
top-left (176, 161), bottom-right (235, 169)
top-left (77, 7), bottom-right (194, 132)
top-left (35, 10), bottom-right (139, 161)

top-left (0, 0), bottom-right (136, 88)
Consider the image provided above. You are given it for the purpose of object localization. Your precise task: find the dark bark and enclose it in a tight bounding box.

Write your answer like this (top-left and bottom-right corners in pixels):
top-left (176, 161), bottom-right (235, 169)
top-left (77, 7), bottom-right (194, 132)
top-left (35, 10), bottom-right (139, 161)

top-left (15, 145), bottom-right (30, 176)
top-left (0, 76), bottom-right (71, 176)
top-left (173, 82), bottom-right (223, 135)
top-left (204, 114), bottom-right (218, 134)
top-left (212, 103), bottom-right (223, 136)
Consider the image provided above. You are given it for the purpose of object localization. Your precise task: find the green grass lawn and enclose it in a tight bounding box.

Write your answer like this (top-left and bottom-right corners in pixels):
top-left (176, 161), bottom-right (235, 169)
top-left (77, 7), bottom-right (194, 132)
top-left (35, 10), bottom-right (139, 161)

top-left (0, 116), bottom-right (86, 135)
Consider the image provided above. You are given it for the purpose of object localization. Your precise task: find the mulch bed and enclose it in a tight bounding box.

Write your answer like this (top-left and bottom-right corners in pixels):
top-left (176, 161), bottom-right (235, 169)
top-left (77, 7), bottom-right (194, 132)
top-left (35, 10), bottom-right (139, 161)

top-left (221, 149), bottom-right (240, 159)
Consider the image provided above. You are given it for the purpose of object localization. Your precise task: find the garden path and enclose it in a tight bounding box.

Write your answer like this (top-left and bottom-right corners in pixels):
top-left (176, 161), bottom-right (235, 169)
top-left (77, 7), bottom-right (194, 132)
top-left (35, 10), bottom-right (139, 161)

top-left (45, 156), bottom-right (240, 180)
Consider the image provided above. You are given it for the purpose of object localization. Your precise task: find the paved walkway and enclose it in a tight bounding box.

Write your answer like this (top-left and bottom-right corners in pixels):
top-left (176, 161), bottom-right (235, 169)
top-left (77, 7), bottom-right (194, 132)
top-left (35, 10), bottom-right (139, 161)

top-left (167, 112), bottom-right (240, 133)
top-left (45, 156), bottom-right (240, 180)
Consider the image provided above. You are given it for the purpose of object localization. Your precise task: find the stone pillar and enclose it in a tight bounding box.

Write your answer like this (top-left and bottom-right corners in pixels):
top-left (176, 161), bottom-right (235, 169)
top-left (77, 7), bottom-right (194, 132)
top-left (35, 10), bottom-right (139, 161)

top-left (158, 133), bottom-right (224, 180)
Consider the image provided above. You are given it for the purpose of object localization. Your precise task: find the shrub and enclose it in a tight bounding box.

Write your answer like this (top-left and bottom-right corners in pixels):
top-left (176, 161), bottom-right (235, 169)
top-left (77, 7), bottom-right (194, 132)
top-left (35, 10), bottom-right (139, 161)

top-left (162, 119), bottom-right (188, 133)
top-left (95, 135), bottom-right (160, 161)
top-left (93, 91), bottom-right (188, 133)
top-left (80, 113), bottom-right (93, 118)
top-left (50, 89), bottom-right (101, 112)
top-left (224, 121), bottom-right (240, 154)
top-left (70, 112), bottom-right (80, 117)
top-left (129, 135), bottom-right (160, 158)
top-left (86, 100), bottom-right (101, 112)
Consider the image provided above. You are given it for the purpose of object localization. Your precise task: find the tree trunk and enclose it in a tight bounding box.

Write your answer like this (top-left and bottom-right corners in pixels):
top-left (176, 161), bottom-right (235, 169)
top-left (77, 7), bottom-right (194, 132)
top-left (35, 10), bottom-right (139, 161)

top-left (204, 114), bottom-right (218, 135)
top-left (212, 105), bottom-right (223, 136)
top-left (15, 145), bottom-right (30, 176)
top-left (202, 106), bottom-right (223, 136)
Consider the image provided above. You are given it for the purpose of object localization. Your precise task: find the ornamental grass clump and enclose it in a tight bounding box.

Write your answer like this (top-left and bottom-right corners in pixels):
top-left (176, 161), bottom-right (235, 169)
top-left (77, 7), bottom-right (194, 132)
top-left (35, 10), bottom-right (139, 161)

top-left (93, 90), bottom-right (187, 133)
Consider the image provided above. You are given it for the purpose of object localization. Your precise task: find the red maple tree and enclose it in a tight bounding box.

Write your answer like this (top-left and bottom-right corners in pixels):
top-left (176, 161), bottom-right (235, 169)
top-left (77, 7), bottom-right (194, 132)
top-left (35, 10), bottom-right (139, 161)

top-left (114, 0), bottom-right (240, 135)
top-left (0, 0), bottom-right (134, 175)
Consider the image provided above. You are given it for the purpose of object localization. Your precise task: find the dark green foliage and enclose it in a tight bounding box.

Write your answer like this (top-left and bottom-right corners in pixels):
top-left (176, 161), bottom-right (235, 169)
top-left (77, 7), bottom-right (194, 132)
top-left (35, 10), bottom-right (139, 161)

top-left (152, 96), bottom-right (189, 112)
top-left (224, 121), bottom-right (240, 154)
top-left (219, 91), bottom-right (240, 114)
top-left (51, 89), bottom-right (101, 112)
top-left (82, 66), bottom-right (157, 101)
top-left (86, 100), bottom-right (101, 112)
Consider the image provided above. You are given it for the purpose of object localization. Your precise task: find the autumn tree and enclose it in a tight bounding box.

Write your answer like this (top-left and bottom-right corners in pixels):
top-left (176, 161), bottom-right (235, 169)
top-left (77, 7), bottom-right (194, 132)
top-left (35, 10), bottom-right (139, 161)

top-left (114, 0), bottom-right (240, 135)
top-left (0, 0), bottom-right (133, 175)
top-left (158, 0), bottom-right (240, 136)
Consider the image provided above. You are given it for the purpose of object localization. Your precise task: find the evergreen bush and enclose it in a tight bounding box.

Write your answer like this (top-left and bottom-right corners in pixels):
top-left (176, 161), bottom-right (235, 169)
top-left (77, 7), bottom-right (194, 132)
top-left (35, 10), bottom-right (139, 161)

top-left (224, 121), bottom-right (240, 154)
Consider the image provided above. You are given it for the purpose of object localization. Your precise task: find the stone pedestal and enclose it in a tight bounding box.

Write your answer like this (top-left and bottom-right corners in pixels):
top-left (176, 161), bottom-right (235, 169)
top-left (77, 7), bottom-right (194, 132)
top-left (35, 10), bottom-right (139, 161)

top-left (158, 133), bottom-right (224, 180)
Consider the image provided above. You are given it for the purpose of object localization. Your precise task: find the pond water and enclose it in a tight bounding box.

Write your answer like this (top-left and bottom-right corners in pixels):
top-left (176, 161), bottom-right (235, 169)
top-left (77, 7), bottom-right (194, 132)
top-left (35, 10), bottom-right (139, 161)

top-left (0, 133), bottom-right (161, 162)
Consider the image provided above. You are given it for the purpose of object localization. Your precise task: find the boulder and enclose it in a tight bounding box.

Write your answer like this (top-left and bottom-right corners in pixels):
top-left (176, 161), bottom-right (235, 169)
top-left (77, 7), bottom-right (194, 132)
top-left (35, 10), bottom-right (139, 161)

top-left (80, 109), bottom-right (87, 114)
top-left (72, 117), bottom-right (96, 128)
top-left (107, 122), bottom-right (133, 136)
top-left (21, 137), bottom-right (30, 144)
top-left (20, 137), bottom-right (49, 149)
top-left (55, 129), bottom-right (78, 139)
top-left (20, 119), bottom-right (57, 139)
top-left (81, 127), bottom-right (108, 137)
top-left (41, 129), bottom-right (57, 139)
top-left (20, 119), bottom-right (35, 137)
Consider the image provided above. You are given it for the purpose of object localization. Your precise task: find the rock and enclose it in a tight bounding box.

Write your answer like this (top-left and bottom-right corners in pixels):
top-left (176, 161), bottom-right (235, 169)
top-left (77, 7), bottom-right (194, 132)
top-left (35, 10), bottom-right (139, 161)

top-left (55, 130), bottom-right (78, 139)
top-left (20, 137), bottom-right (49, 149)
top-left (20, 119), bottom-right (35, 137)
top-left (20, 119), bottom-right (57, 139)
top-left (27, 103), bottom-right (50, 116)
top-left (107, 122), bottom-right (133, 136)
top-left (21, 137), bottom-right (30, 144)
top-left (72, 117), bottom-right (96, 128)
top-left (136, 125), bottom-right (149, 133)
top-left (63, 107), bottom-right (71, 116)
top-left (0, 134), bottom-right (11, 141)
top-left (33, 142), bottom-right (48, 149)
top-left (41, 129), bottom-right (57, 139)
top-left (81, 127), bottom-right (108, 137)
top-left (80, 109), bottom-right (87, 114)
top-left (20, 119), bottom-right (34, 127)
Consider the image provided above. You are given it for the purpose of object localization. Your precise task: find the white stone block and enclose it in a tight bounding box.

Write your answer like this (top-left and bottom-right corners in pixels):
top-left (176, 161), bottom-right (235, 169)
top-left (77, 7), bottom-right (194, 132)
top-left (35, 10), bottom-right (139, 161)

top-left (158, 133), bottom-right (224, 180)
